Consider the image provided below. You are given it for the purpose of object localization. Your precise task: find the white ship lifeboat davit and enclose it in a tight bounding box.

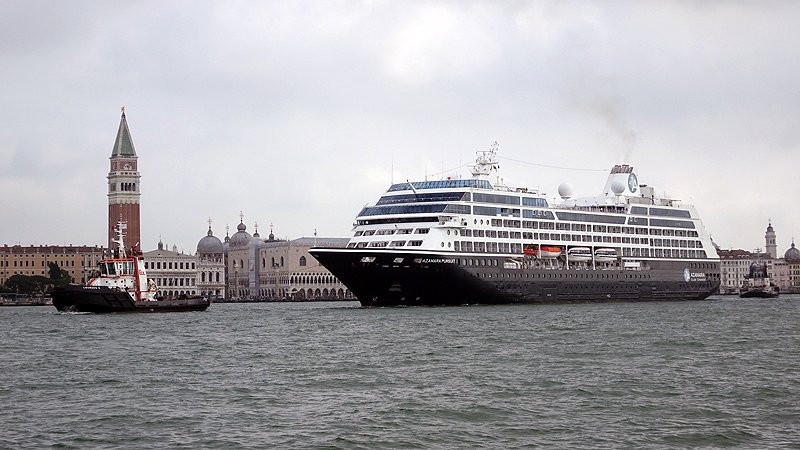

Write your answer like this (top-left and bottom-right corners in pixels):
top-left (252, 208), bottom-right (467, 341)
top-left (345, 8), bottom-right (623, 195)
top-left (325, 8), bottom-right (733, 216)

top-left (594, 248), bottom-right (617, 263)
top-left (539, 246), bottom-right (562, 259)
top-left (567, 247), bottom-right (592, 262)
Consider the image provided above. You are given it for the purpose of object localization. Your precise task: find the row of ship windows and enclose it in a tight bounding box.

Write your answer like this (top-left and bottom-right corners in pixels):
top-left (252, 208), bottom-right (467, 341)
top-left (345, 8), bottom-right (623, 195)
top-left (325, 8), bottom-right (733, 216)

top-left (358, 204), bottom-right (694, 229)
top-left (355, 221), bottom-right (700, 238)
top-left (380, 189), bottom-right (561, 209)
top-left (355, 228), bottom-right (703, 248)
top-left (474, 271), bottom-right (653, 279)
top-left (348, 241), bottom-right (424, 248)
top-left (387, 180), bottom-right (493, 192)
top-left (355, 228), bottom-right (429, 237)
top-left (452, 229), bottom-right (702, 246)
top-left (630, 206), bottom-right (692, 218)
top-left (348, 239), bottom-right (709, 259)
top-left (450, 242), bottom-right (707, 259)
top-left (444, 258), bottom-right (714, 270)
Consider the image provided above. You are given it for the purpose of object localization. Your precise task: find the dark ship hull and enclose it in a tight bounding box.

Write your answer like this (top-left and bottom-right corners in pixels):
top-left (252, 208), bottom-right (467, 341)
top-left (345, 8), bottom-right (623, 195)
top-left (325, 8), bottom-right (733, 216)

top-left (51, 284), bottom-right (210, 313)
top-left (310, 249), bottom-right (720, 307)
top-left (739, 288), bottom-right (779, 299)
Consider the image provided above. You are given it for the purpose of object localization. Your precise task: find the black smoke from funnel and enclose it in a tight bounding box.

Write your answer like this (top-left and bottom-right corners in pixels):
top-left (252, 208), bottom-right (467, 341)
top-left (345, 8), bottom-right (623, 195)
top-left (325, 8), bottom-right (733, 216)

top-left (587, 93), bottom-right (637, 164)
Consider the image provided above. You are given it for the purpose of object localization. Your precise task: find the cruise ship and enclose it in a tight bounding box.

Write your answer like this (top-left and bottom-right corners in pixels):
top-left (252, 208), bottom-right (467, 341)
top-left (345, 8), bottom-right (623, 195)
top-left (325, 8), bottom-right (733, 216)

top-left (310, 146), bottom-right (720, 306)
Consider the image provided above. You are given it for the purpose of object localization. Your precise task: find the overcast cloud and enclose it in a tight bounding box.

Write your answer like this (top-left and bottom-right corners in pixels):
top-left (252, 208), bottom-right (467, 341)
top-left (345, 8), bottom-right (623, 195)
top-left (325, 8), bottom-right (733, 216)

top-left (1, 0), bottom-right (799, 253)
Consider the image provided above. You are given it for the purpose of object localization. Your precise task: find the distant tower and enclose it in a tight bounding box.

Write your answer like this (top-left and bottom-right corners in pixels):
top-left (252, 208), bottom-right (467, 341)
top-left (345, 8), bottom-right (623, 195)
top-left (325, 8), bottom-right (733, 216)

top-left (107, 107), bottom-right (141, 249)
top-left (765, 221), bottom-right (777, 259)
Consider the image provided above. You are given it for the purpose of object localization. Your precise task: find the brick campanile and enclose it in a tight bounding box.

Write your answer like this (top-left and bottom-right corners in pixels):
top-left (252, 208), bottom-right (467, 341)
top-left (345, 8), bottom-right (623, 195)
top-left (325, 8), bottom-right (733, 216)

top-left (107, 107), bottom-right (141, 249)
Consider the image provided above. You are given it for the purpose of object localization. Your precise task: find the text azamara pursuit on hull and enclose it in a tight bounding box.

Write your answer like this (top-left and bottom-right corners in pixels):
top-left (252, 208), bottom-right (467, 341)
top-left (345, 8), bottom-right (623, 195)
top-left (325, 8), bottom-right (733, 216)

top-left (310, 144), bottom-right (721, 306)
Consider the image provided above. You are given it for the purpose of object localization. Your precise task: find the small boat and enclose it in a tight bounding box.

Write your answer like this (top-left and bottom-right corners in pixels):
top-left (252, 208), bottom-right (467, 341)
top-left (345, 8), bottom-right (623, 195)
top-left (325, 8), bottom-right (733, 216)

top-left (594, 248), bottom-right (617, 263)
top-left (739, 261), bottom-right (780, 299)
top-left (51, 222), bottom-right (210, 313)
top-left (523, 245), bottom-right (538, 256)
top-left (539, 246), bottom-right (562, 259)
top-left (566, 247), bottom-right (592, 262)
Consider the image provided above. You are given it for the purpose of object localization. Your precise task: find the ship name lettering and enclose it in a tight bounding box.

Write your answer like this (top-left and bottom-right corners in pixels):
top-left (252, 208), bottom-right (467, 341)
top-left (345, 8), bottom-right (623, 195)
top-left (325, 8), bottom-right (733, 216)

top-left (417, 258), bottom-right (456, 264)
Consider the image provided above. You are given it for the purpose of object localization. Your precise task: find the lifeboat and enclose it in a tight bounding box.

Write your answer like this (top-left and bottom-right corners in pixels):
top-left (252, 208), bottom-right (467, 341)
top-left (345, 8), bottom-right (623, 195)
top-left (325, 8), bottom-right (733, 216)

top-left (594, 248), bottom-right (617, 263)
top-left (567, 247), bottom-right (592, 262)
top-left (523, 246), bottom-right (538, 256)
top-left (539, 246), bottom-right (562, 259)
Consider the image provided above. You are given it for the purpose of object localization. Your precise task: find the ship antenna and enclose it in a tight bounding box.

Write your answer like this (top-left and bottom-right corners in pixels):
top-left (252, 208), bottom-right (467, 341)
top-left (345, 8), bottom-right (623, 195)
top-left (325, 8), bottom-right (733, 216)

top-left (114, 220), bottom-right (128, 259)
top-left (407, 179), bottom-right (418, 195)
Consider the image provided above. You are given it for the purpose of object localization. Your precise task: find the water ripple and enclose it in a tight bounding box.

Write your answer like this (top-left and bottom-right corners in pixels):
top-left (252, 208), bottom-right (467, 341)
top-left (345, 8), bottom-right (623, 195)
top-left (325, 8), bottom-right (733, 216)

top-left (1, 296), bottom-right (799, 447)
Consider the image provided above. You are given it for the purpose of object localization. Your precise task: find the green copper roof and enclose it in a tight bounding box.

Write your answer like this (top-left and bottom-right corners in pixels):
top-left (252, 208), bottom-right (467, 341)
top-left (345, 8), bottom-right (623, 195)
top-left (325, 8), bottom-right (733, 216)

top-left (111, 110), bottom-right (137, 157)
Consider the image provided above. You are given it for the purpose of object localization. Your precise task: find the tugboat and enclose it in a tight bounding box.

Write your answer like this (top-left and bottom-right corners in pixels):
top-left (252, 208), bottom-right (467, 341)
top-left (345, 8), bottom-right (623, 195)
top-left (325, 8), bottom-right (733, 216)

top-left (739, 261), bottom-right (780, 299)
top-left (51, 222), bottom-right (210, 313)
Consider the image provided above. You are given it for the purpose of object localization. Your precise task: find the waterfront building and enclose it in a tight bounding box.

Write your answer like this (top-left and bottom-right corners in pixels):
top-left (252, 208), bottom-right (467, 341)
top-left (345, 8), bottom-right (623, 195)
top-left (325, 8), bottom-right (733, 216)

top-left (108, 108), bottom-right (142, 249)
top-left (142, 241), bottom-right (198, 297)
top-left (785, 241), bottom-right (800, 292)
top-left (226, 218), bottom-right (255, 299)
top-left (0, 244), bottom-right (106, 286)
top-left (196, 221), bottom-right (226, 299)
top-left (221, 213), bottom-right (350, 300)
top-left (718, 223), bottom-right (800, 294)
top-left (258, 237), bottom-right (353, 300)
top-left (718, 249), bottom-right (772, 294)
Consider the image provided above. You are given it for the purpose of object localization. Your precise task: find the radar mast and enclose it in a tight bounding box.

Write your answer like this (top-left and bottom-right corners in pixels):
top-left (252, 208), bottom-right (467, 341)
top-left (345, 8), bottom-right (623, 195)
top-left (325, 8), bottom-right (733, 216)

top-left (470, 141), bottom-right (500, 179)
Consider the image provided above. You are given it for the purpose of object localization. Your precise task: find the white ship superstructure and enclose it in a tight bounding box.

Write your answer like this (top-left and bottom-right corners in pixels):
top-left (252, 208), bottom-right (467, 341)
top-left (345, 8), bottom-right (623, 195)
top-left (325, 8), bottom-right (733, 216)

top-left (346, 149), bottom-right (717, 267)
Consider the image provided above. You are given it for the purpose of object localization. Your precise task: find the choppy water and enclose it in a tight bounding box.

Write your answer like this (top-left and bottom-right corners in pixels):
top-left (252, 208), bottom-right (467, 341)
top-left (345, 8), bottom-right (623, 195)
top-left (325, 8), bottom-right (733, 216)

top-left (1, 296), bottom-right (799, 448)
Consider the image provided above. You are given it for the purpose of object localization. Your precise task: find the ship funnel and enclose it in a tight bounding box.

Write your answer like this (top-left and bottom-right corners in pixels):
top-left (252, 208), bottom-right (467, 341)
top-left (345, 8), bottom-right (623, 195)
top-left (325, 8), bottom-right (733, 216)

top-left (602, 164), bottom-right (639, 197)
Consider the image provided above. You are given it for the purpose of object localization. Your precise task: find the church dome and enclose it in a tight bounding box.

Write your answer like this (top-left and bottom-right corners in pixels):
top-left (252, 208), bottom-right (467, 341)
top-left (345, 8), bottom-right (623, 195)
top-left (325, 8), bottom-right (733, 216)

top-left (229, 221), bottom-right (252, 248)
top-left (197, 226), bottom-right (223, 254)
top-left (785, 242), bottom-right (800, 263)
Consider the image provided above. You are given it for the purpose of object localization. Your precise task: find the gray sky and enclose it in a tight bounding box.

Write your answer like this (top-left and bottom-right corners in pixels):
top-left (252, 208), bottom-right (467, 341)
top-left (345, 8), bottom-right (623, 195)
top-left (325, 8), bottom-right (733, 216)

top-left (1, 1), bottom-right (799, 254)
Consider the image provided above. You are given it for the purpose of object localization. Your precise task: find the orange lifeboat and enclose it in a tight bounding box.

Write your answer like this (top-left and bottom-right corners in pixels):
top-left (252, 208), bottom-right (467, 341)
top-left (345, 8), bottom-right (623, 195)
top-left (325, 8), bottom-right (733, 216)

top-left (539, 246), bottom-right (562, 259)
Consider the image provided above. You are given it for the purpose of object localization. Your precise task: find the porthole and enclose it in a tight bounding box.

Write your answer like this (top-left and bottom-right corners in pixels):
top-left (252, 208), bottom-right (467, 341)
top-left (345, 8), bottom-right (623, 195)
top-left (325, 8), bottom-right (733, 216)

top-left (447, 230), bottom-right (451, 235)
top-left (447, 242), bottom-right (452, 248)
top-left (441, 242), bottom-right (445, 247)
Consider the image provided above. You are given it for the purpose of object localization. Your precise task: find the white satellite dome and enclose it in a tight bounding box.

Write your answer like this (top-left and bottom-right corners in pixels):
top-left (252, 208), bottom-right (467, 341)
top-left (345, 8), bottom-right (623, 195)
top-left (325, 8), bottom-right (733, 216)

top-left (557, 183), bottom-right (574, 199)
top-left (610, 179), bottom-right (626, 195)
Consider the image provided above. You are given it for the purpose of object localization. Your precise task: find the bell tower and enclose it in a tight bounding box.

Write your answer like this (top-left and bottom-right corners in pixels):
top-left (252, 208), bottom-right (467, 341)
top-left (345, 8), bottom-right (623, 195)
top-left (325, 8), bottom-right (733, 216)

top-left (107, 107), bottom-right (141, 249)
top-left (765, 221), bottom-right (777, 259)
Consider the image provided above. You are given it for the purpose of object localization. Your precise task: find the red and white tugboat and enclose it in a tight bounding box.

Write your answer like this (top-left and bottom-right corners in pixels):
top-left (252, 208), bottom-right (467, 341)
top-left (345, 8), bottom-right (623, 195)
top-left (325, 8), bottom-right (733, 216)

top-left (52, 222), bottom-right (210, 313)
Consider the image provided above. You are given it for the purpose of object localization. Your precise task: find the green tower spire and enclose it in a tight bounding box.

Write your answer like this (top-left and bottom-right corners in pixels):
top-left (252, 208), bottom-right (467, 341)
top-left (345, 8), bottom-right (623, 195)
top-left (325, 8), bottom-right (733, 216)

top-left (111, 106), bottom-right (136, 157)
